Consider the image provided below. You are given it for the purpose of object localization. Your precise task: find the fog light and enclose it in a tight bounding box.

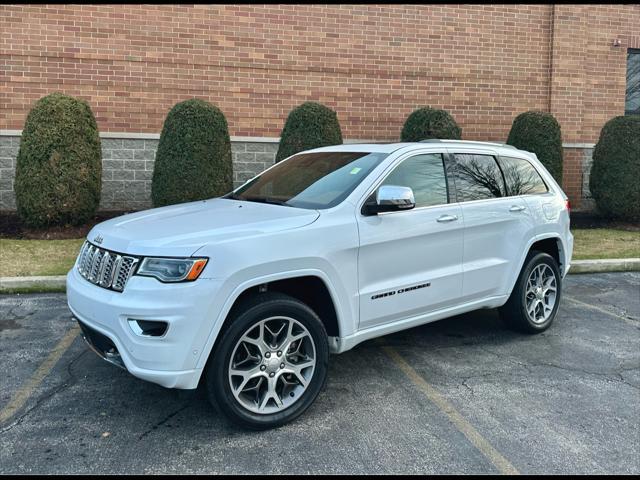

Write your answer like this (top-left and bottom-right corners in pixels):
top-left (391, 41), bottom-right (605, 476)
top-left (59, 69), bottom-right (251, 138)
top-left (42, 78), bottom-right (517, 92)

top-left (127, 319), bottom-right (168, 337)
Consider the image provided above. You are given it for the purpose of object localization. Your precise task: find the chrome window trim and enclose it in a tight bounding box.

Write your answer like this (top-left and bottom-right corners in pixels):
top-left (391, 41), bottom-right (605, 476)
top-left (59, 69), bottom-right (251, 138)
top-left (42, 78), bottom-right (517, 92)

top-left (443, 195), bottom-right (523, 208)
top-left (375, 201), bottom-right (462, 216)
top-left (519, 192), bottom-right (556, 200)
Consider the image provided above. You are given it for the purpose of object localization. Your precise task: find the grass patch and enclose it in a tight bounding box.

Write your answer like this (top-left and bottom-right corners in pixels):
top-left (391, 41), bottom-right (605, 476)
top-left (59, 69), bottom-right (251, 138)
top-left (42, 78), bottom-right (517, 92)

top-left (0, 238), bottom-right (84, 277)
top-left (571, 228), bottom-right (640, 260)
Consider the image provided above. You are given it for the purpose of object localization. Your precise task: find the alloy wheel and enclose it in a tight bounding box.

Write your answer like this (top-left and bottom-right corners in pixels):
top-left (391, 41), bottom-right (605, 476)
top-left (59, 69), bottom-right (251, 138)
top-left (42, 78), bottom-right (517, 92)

top-left (525, 263), bottom-right (557, 324)
top-left (228, 316), bottom-right (316, 414)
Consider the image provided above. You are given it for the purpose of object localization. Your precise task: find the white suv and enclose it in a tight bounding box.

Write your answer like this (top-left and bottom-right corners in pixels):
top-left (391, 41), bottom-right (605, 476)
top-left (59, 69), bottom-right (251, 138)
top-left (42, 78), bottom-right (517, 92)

top-left (67, 140), bottom-right (573, 429)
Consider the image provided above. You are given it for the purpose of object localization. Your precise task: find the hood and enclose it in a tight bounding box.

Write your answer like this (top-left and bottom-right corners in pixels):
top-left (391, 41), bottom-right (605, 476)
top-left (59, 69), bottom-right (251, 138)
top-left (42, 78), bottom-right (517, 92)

top-left (87, 198), bottom-right (320, 257)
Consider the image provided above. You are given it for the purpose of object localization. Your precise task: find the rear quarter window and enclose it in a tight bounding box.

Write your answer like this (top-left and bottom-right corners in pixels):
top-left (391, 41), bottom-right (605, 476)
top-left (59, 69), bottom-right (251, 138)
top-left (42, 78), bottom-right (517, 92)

top-left (497, 156), bottom-right (549, 196)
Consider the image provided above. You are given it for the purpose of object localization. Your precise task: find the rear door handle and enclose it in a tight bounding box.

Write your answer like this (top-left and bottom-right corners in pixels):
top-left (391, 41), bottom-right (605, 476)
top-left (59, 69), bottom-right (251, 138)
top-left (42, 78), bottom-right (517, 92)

top-left (437, 214), bottom-right (458, 223)
top-left (509, 205), bottom-right (526, 212)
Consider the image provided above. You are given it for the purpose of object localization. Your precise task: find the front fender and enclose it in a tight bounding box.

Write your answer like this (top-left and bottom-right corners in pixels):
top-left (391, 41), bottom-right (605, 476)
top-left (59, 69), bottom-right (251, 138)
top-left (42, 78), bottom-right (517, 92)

top-left (194, 266), bottom-right (353, 372)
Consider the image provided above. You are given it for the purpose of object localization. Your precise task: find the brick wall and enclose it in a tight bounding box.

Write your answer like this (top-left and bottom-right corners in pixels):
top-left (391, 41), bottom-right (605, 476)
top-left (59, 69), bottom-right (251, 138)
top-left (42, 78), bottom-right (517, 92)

top-left (549, 5), bottom-right (640, 143)
top-left (1, 4), bottom-right (556, 140)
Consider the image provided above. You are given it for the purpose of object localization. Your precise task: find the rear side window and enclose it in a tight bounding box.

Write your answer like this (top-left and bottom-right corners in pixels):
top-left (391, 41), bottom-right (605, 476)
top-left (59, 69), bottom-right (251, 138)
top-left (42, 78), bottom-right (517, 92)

top-left (381, 153), bottom-right (448, 208)
top-left (452, 153), bottom-right (506, 201)
top-left (498, 156), bottom-right (549, 195)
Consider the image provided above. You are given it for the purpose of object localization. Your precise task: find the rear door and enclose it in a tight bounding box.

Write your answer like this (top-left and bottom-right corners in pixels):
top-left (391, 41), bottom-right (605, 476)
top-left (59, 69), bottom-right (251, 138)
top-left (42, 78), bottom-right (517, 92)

top-left (496, 154), bottom-right (560, 238)
top-left (448, 149), bottom-right (536, 301)
top-left (356, 151), bottom-right (464, 329)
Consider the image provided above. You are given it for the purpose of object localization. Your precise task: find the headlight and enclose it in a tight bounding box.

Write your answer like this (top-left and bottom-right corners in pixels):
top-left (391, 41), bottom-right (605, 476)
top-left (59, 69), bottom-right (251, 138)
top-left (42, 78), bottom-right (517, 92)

top-left (136, 257), bottom-right (208, 283)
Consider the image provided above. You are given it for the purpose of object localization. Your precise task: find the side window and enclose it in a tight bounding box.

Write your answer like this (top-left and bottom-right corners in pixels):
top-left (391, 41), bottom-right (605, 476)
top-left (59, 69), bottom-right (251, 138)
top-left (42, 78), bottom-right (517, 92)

top-left (498, 156), bottom-right (549, 196)
top-left (452, 153), bottom-right (506, 201)
top-left (381, 153), bottom-right (448, 208)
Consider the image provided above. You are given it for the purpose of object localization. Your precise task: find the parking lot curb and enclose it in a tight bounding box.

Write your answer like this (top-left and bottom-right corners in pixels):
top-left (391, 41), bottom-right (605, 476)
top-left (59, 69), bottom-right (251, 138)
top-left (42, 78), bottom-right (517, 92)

top-left (569, 258), bottom-right (640, 274)
top-left (1, 259), bottom-right (639, 293)
top-left (0, 275), bottom-right (66, 293)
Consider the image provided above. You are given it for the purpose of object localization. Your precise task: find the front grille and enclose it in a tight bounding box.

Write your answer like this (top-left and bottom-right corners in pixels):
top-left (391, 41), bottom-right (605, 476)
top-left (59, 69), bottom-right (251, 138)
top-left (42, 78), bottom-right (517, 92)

top-left (76, 241), bottom-right (139, 292)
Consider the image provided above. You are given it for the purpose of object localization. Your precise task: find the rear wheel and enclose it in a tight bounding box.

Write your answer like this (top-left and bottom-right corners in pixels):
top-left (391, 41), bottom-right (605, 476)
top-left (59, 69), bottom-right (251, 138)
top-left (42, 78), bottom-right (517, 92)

top-left (499, 251), bottom-right (562, 333)
top-left (205, 292), bottom-right (328, 429)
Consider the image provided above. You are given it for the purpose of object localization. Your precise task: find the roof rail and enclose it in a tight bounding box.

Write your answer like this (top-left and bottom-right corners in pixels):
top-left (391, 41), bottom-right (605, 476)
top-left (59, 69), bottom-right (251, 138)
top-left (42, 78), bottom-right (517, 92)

top-left (418, 139), bottom-right (517, 149)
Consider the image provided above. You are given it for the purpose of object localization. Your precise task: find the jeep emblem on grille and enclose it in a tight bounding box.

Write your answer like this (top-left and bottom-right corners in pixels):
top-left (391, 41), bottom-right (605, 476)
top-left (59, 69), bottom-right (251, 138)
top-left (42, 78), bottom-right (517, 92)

top-left (93, 235), bottom-right (104, 245)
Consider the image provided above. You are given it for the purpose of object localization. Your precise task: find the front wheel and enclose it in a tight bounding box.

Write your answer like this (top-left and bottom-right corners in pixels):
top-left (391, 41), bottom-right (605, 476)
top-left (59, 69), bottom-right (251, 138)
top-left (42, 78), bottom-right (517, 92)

top-left (499, 251), bottom-right (562, 334)
top-left (205, 292), bottom-right (329, 430)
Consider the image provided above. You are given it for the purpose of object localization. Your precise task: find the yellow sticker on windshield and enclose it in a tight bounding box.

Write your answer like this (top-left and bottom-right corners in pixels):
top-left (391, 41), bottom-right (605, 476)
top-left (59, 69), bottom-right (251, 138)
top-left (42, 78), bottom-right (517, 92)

top-left (350, 167), bottom-right (362, 174)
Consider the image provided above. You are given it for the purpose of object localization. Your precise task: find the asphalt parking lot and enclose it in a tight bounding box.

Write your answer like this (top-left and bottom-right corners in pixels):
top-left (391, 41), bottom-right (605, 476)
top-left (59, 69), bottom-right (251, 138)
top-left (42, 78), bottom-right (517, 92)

top-left (0, 272), bottom-right (638, 474)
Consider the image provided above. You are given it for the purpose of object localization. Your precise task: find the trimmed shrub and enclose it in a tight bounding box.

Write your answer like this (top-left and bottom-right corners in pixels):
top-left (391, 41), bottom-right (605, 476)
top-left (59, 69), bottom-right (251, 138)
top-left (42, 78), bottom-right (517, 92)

top-left (506, 111), bottom-right (563, 184)
top-left (275, 102), bottom-right (343, 162)
top-left (152, 99), bottom-right (233, 207)
top-left (400, 107), bottom-right (462, 142)
top-left (589, 115), bottom-right (640, 221)
top-left (14, 92), bottom-right (102, 228)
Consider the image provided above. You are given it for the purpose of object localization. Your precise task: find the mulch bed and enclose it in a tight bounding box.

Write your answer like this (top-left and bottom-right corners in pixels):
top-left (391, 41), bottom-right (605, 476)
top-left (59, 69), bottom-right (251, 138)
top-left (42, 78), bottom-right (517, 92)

top-left (0, 210), bottom-right (637, 240)
top-left (0, 210), bottom-right (132, 240)
top-left (569, 212), bottom-right (639, 231)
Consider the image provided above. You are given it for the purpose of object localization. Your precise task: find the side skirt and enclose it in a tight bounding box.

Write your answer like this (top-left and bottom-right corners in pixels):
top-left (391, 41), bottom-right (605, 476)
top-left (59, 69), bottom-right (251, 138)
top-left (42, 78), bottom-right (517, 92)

top-left (329, 295), bottom-right (509, 354)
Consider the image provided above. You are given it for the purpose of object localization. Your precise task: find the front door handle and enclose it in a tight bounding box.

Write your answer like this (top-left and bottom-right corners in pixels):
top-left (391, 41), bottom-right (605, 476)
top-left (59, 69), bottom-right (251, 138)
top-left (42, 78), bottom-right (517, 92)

top-left (437, 214), bottom-right (458, 223)
top-left (509, 205), bottom-right (526, 212)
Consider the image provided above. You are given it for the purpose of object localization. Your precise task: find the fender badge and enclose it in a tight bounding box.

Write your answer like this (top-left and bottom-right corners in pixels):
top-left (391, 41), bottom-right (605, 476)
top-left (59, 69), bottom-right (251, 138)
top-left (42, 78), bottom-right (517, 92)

top-left (93, 235), bottom-right (104, 245)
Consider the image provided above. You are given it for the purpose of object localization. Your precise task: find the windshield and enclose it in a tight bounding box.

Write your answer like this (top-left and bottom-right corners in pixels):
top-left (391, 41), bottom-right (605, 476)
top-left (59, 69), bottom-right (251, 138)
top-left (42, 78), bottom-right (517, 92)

top-left (228, 151), bottom-right (388, 209)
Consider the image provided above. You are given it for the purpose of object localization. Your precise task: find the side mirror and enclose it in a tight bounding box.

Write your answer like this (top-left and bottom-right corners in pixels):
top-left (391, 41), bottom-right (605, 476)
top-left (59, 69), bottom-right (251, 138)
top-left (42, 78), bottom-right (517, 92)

top-left (364, 185), bottom-right (416, 215)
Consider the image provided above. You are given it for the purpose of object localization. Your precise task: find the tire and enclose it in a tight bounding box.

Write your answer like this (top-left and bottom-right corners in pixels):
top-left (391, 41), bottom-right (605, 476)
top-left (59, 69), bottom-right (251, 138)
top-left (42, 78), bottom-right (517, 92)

top-left (499, 251), bottom-right (562, 334)
top-left (205, 292), bottom-right (329, 430)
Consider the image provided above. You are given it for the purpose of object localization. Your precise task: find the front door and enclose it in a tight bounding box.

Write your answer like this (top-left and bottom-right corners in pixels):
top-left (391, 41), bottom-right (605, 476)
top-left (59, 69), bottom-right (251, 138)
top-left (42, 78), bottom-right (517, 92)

top-left (356, 152), bottom-right (464, 329)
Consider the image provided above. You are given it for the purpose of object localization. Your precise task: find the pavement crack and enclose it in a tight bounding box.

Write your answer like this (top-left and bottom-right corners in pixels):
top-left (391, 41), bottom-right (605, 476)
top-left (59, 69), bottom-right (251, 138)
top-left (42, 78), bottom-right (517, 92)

top-left (137, 405), bottom-right (190, 440)
top-left (529, 362), bottom-right (640, 390)
top-left (460, 377), bottom-right (476, 396)
top-left (615, 367), bottom-right (640, 391)
top-left (467, 345), bottom-right (640, 391)
top-left (2, 303), bottom-right (36, 322)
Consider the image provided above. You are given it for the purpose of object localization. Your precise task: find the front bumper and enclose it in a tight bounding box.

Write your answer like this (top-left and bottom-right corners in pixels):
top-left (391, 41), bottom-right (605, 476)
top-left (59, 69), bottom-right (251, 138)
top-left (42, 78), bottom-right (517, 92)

top-left (66, 267), bottom-right (223, 389)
